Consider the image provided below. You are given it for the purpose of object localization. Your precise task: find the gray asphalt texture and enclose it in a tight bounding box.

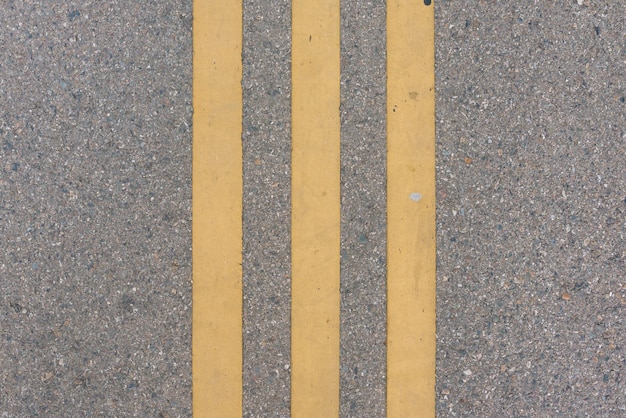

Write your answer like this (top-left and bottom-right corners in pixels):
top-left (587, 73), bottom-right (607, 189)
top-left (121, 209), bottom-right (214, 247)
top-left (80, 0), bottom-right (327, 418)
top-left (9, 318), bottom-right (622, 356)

top-left (1, 2), bottom-right (192, 416)
top-left (1, 1), bottom-right (624, 417)
top-left (242, 0), bottom-right (291, 415)
top-left (436, 2), bottom-right (625, 416)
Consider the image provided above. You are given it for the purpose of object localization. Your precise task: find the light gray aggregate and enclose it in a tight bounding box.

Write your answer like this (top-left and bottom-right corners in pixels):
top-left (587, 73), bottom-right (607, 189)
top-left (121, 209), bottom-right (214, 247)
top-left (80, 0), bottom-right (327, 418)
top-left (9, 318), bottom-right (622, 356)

top-left (436, 1), bottom-right (625, 416)
top-left (340, 0), bottom-right (387, 416)
top-left (242, 0), bottom-right (292, 416)
top-left (1, 1), bottom-right (192, 416)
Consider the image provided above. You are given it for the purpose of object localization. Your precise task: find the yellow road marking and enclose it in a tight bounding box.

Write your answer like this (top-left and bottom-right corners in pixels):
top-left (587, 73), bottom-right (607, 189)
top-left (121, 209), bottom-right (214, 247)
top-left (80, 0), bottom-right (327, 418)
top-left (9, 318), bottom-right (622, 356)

top-left (191, 0), bottom-right (436, 414)
top-left (291, 0), bottom-right (341, 415)
top-left (387, 0), bottom-right (436, 416)
top-left (192, 0), bottom-right (242, 416)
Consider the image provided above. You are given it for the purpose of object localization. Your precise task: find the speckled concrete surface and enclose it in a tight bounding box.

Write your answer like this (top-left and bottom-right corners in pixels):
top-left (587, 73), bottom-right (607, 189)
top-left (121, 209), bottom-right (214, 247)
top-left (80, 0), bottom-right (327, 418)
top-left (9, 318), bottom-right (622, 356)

top-left (242, 0), bottom-right (292, 415)
top-left (1, 2), bottom-right (192, 416)
top-left (435, 2), bottom-right (625, 416)
top-left (340, 0), bottom-right (387, 416)
top-left (2, 0), bottom-right (624, 417)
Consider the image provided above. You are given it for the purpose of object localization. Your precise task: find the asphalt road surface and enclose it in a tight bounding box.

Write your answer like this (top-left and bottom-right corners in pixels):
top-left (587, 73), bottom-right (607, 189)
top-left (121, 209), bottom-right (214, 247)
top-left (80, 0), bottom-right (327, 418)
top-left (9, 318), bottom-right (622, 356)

top-left (1, 1), bottom-right (624, 416)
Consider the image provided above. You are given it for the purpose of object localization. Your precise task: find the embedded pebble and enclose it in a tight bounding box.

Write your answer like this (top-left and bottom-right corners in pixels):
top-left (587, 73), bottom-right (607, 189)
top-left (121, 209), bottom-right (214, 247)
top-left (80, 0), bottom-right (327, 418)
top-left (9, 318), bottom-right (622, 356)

top-left (410, 192), bottom-right (422, 202)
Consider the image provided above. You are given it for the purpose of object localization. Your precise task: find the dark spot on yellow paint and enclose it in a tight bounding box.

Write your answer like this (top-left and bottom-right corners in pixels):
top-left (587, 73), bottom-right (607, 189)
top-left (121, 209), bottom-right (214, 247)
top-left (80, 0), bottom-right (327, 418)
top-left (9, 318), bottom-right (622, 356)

top-left (409, 91), bottom-right (418, 100)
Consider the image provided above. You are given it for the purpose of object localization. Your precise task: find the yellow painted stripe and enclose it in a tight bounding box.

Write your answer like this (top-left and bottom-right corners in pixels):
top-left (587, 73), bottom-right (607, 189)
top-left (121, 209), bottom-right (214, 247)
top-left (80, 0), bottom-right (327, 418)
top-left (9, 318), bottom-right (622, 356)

top-left (291, 0), bottom-right (341, 415)
top-left (192, 0), bottom-right (242, 416)
top-left (387, 0), bottom-right (436, 416)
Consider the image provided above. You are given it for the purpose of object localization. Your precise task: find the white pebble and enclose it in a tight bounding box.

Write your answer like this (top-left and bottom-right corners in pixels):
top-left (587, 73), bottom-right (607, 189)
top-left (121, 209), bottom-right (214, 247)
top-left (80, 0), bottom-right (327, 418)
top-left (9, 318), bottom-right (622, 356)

top-left (409, 192), bottom-right (422, 202)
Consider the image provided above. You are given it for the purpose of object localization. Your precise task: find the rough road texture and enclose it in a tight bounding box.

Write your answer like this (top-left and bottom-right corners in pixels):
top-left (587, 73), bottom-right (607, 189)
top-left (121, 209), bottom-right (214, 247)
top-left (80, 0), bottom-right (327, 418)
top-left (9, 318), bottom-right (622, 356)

top-left (2, 1), bottom-right (624, 416)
